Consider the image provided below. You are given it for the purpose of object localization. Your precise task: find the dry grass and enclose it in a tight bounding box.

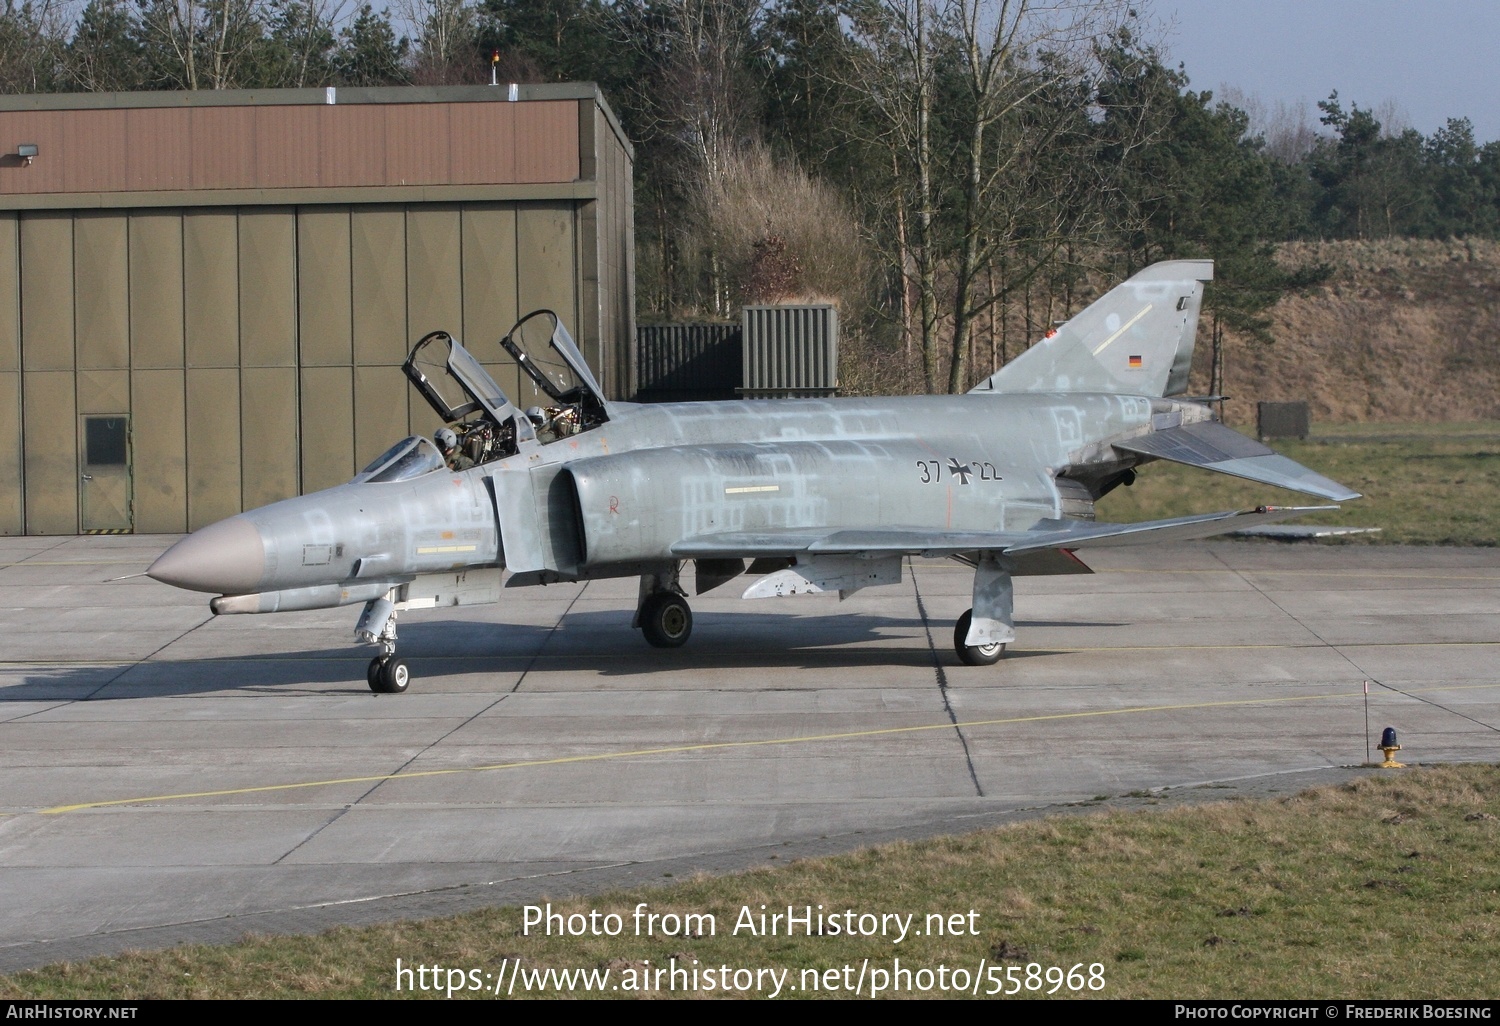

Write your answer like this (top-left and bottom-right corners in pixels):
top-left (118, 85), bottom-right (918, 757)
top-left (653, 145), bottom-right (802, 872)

top-left (5, 765), bottom-right (1499, 999)
top-left (1196, 239), bottom-right (1500, 428)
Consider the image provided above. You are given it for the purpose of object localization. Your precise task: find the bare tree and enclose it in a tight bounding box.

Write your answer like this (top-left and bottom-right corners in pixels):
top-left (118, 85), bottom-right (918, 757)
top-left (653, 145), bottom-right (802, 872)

top-left (657, 0), bottom-right (762, 315)
top-left (0, 0), bottom-right (66, 92)
top-left (846, 0), bottom-right (941, 388)
top-left (137, 0), bottom-right (267, 89)
top-left (849, 0), bottom-right (1145, 392)
top-left (264, 0), bottom-right (353, 88)
top-left (391, 0), bottom-right (478, 84)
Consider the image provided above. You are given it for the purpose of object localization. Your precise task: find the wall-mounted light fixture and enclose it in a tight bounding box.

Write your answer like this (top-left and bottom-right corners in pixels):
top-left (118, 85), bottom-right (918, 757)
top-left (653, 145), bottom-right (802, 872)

top-left (16, 143), bottom-right (37, 166)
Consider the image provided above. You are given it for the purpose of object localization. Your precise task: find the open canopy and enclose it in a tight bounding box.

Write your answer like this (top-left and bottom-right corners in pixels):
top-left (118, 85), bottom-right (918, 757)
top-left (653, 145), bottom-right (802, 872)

top-left (499, 309), bottom-right (610, 429)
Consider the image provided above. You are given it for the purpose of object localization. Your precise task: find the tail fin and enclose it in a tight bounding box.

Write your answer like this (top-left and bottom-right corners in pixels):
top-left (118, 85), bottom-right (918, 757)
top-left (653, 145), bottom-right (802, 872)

top-left (970, 259), bottom-right (1213, 397)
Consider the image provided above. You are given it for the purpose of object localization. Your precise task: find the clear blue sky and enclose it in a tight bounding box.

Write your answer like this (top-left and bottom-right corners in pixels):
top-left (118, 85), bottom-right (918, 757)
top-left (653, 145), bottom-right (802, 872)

top-left (1159, 0), bottom-right (1500, 142)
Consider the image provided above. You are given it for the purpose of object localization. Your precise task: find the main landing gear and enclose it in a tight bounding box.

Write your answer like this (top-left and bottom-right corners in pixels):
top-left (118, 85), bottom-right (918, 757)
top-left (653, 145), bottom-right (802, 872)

top-left (635, 567), bottom-right (693, 648)
top-left (954, 609), bottom-right (1007, 666)
top-left (953, 553), bottom-right (1016, 667)
top-left (357, 595), bottom-right (410, 693)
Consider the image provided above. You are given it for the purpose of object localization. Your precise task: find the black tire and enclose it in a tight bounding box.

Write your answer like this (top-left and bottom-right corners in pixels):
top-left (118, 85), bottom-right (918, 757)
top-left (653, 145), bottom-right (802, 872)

top-left (366, 657), bottom-right (384, 692)
top-left (374, 657), bottom-right (411, 693)
top-left (640, 592), bottom-right (693, 648)
top-left (954, 609), bottom-right (1006, 666)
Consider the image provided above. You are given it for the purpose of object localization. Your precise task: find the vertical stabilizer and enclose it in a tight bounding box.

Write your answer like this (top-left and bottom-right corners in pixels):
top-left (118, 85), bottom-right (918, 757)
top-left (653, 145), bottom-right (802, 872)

top-left (970, 260), bottom-right (1213, 397)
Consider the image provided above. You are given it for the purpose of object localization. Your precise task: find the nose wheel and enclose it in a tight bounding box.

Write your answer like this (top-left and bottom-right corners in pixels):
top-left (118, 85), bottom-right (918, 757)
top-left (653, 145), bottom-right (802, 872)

top-left (367, 656), bottom-right (410, 693)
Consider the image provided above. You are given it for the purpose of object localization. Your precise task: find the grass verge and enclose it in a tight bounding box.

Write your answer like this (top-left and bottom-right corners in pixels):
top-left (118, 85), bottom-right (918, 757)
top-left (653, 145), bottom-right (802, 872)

top-left (1097, 421), bottom-right (1500, 545)
top-left (4, 765), bottom-right (1498, 999)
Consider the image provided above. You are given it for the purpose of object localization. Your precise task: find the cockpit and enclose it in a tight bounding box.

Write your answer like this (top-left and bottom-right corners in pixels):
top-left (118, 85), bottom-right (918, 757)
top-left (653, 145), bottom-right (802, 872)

top-left (350, 435), bottom-right (446, 484)
top-left (393, 310), bottom-right (610, 476)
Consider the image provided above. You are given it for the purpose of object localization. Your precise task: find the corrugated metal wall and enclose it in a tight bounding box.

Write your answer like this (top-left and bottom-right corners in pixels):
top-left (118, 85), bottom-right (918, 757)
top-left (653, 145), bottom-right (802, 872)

top-left (0, 201), bottom-right (593, 535)
top-left (635, 323), bottom-right (742, 402)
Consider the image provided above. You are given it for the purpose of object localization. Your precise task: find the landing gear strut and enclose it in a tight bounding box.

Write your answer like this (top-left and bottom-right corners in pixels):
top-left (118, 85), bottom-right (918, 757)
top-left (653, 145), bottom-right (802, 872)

top-left (954, 552), bottom-right (1016, 666)
top-left (635, 567), bottom-right (693, 648)
top-left (357, 594), bottom-right (410, 693)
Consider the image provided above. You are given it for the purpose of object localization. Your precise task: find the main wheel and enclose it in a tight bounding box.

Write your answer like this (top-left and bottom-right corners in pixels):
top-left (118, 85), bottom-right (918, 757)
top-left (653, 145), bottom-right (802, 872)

top-left (640, 592), bottom-right (693, 648)
top-left (954, 609), bottom-right (1006, 666)
top-left (372, 657), bottom-right (411, 693)
top-left (366, 657), bottom-right (383, 692)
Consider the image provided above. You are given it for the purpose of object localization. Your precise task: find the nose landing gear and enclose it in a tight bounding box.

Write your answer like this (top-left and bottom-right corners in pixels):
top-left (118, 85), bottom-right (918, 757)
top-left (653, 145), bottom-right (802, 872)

top-left (357, 594), bottom-right (411, 693)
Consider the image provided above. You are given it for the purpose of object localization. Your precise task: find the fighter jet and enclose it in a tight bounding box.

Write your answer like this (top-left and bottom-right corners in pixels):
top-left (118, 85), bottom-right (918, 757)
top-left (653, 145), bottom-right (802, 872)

top-left (147, 259), bottom-right (1358, 693)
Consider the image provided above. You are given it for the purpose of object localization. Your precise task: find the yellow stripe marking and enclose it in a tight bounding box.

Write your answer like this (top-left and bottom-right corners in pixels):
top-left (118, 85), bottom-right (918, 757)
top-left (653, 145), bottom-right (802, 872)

top-left (725, 485), bottom-right (781, 495)
top-left (415, 545), bottom-right (476, 554)
top-left (35, 681), bottom-right (1500, 815)
top-left (1091, 304), bottom-right (1153, 356)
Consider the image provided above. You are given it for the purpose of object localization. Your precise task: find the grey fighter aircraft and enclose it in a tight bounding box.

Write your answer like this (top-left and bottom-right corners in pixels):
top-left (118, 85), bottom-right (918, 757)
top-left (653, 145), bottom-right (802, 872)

top-left (148, 259), bottom-right (1358, 693)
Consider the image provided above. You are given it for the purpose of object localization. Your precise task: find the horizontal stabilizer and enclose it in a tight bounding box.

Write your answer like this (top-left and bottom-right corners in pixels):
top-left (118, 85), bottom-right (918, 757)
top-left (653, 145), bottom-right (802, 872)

top-left (1001, 506), bottom-right (1338, 551)
top-left (1113, 421), bottom-right (1361, 502)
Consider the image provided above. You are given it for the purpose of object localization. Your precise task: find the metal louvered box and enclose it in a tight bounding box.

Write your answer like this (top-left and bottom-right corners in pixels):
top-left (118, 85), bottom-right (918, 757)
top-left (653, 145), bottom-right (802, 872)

top-left (739, 305), bottom-right (838, 398)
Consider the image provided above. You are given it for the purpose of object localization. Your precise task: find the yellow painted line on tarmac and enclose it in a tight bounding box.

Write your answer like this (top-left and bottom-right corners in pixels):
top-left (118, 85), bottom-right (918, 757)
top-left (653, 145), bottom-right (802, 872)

top-left (1099, 568), bottom-right (1500, 581)
top-left (36, 681), bottom-right (1500, 816)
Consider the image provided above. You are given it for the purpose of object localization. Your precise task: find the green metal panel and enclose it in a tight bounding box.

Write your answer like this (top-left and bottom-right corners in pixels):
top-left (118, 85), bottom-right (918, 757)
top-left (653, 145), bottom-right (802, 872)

top-left (130, 369), bottom-right (187, 532)
top-left (407, 391), bottom-right (447, 443)
top-left (351, 208), bottom-right (408, 367)
top-left (239, 209), bottom-right (297, 367)
top-left (186, 368), bottom-right (241, 529)
top-left (128, 212), bottom-right (186, 369)
top-left (184, 211), bottom-right (240, 368)
top-left (297, 207), bottom-right (353, 367)
top-left (77, 368), bottom-right (129, 413)
top-left (73, 213), bottom-right (130, 370)
top-left (514, 202), bottom-right (577, 409)
top-left (353, 365), bottom-right (408, 471)
top-left (0, 214), bottom-right (19, 375)
top-left (22, 370), bottom-right (77, 533)
top-left (405, 207), bottom-right (462, 341)
top-left (241, 367), bottom-right (299, 506)
top-left (576, 199), bottom-right (602, 393)
top-left (299, 366), bottom-right (354, 494)
top-left (19, 213), bottom-right (74, 372)
top-left (0, 372), bottom-right (20, 534)
top-left (460, 204), bottom-right (522, 402)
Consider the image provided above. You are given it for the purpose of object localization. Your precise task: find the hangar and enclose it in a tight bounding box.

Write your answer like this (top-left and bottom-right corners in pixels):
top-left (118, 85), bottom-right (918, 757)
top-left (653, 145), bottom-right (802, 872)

top-left (0, 84), bottom-right (633, 535)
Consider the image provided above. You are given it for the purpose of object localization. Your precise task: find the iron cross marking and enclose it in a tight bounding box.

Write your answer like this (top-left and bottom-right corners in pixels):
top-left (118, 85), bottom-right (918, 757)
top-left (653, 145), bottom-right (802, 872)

top-left (946, 458), bottom-right (973, 484)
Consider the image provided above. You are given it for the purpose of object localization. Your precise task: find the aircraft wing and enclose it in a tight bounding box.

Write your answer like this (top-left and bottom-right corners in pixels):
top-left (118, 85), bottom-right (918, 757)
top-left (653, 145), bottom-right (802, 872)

top-left (1111, 421), bottom-right (1360, 501)
top-left (673, 505), bottom-right (1337, 561)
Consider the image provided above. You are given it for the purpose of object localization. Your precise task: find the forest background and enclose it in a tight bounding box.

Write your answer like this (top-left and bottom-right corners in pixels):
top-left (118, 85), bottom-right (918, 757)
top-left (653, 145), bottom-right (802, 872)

top-left (3, 0), bottom-right (1497, 419)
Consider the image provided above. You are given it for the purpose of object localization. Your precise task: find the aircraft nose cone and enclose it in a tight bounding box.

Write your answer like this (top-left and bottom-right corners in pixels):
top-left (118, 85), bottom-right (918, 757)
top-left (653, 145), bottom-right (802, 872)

top-left (147, 516), bottom-right (266, 594)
